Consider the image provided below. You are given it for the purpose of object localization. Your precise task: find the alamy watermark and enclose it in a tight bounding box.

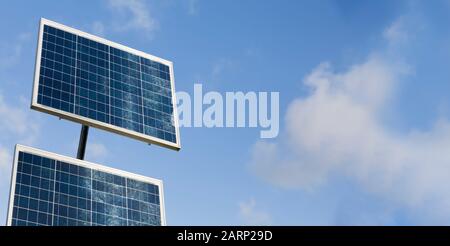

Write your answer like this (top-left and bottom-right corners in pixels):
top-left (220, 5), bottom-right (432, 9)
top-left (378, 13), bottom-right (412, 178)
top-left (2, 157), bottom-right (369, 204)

top-left (176, 84), bottom-right (279, 138)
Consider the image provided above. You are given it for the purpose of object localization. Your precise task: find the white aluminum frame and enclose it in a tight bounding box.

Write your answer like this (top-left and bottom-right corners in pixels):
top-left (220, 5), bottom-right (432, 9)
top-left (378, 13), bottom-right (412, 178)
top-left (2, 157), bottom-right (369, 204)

top-left (32, 18), bottom-right (181, 151)
top-left (6, 144), bottom-right (166, 226)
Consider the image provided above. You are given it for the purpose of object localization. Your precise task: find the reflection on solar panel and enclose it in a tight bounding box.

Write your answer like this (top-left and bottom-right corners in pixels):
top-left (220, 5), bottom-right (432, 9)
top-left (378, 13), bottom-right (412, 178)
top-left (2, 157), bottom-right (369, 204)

top-left (7, 145), bottom-right (166, 226)
top-left (32, 18), bottom-right (180, 150)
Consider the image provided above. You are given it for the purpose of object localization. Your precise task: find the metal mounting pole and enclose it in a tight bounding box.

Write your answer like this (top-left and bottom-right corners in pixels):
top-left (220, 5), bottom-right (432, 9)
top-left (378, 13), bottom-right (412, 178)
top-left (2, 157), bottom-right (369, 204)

top-left (76, 125), bottom-right (89, 160)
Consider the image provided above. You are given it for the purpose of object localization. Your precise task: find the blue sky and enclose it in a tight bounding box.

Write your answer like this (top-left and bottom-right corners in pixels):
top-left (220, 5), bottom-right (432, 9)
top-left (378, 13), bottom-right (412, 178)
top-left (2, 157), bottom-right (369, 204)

top-left (1, 0), bottom-right (450, 225)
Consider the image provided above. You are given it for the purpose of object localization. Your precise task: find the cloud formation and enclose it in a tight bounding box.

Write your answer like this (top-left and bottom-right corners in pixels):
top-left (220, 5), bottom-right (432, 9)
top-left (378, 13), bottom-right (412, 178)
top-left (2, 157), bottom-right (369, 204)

top-left (250, 19), bottom-right (450, 224)
top-left (107, 0), bottom-right (158, 35)
top-left (91, 21), bottom-right (106, 37)
top-left (86, 142), bottom-right (109, 162)
top-left (238, 198), bottom-right (271, 225)
top-left (0, 93), bottom-right (40, 145)
top-left (0, 32), bottom-right (30, 70)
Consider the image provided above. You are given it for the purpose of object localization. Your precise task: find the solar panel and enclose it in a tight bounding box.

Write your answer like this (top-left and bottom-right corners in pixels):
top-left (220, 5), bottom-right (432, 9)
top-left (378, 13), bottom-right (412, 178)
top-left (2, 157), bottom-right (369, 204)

top-left (7, 145), bottom-right (166, 226)
top-left (32, 18), bottom-right (180, 150)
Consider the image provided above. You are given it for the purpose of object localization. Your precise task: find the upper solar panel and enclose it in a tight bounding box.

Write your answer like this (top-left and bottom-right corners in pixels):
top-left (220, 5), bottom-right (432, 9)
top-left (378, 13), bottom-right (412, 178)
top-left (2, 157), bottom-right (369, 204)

top-left (32, 18), bottom-right (180, 150)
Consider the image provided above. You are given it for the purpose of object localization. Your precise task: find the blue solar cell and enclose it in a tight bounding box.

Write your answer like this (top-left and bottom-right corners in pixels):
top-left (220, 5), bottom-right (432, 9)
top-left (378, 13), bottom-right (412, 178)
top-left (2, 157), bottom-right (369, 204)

top-left (9, 148), bottom-right (163, 226)
top-left (35, 20), bottom-right (179, 149)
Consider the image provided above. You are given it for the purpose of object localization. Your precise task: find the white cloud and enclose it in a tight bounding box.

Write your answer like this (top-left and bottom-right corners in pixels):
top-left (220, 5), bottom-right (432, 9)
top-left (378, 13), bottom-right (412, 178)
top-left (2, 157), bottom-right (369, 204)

top-left (250, 19), bottom-right (450, 224)
top-left (238, 198), bottom-right (271, 225)
top-left (91, 21), bottom-right (106, 37)
top-left (0, 93), bottom-right (40, 145)
top-left (383, 18), bottom-right (409, 44)
top-left (0, 32), bottom-right (30, 70)
top-left (107, 0), bottom-right (158, 35)
top-left (86, 142), bottom-right (109, 162)
top-left (383, 14), bottom-right (424, 49)
top-left (251, 54), bottom-right (411, 190)
top-left (212, 58), bottom-right (234, 78)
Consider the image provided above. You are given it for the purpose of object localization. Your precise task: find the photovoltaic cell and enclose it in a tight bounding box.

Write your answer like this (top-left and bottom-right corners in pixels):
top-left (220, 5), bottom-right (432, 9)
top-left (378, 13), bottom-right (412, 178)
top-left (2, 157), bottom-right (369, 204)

top-left (33, 19), bottom-right (179, 150)
top-left (8, 145), bottom-right (165, 226)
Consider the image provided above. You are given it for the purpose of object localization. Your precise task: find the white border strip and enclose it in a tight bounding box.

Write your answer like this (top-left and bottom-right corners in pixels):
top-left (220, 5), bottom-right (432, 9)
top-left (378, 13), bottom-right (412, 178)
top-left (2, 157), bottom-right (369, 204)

top-left (6, 144), bottom-right (166, 226)
top-left (31, 18), bottom-right (180, 151)
top-left (6, 145), bottom-right (20, 226)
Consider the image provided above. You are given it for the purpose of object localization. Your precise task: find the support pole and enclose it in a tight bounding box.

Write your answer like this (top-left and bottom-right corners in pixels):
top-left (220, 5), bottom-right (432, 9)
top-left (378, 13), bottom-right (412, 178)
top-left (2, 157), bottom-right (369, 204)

top-left (77, 125), bottom-right (89, 160)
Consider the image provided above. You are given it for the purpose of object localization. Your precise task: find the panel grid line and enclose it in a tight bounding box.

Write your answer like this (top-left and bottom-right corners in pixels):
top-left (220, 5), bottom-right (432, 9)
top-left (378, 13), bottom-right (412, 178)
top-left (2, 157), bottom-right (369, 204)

top-left (90, 165), bottom-right (93, 226)
top-left (139, 57), bottom-right (145, 132)
top-left (73, 34), bottom-right (78, 114)
top-left (51, 159), bottom-right (57, 226)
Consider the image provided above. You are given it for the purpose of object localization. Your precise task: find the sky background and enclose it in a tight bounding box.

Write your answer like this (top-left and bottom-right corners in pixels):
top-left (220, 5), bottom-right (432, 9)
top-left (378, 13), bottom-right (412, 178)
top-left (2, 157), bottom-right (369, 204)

top-left (2, 0), bottom-right (450, 225)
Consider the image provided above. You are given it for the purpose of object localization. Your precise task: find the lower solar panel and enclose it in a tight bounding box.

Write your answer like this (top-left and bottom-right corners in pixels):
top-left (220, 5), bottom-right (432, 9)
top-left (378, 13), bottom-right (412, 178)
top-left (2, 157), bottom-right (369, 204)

top-left (7, 145), bottom-right (165, 226)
